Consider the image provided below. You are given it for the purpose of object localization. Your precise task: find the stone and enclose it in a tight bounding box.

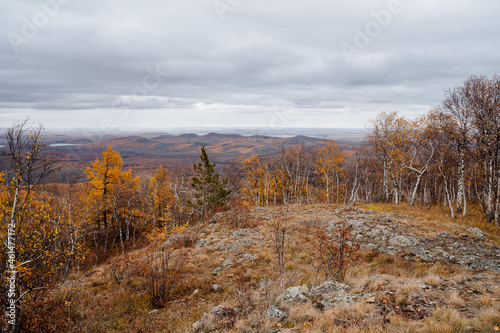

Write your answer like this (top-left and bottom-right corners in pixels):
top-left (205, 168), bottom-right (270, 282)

top-left (266, 305), bottom-right (288, 321)
top-left (192, 316), bottom-right (205, 332)
top-left (163, 235), bottom-right (179, 247)
top-left (411, 247), bottom-right (429, 256)
top-left (361, 243), bottom-right (378, 250)
top-left (192, 305), bottom-right (236, 332)
top-left (232, 228), bottom-right (259, 239)
top-left (388, 234), bottom-right (419, 247)
top-left (212, 284), bottom-right (223, 292)
top-left (282, 285), bottom-right (310, 303)
top-left (236, 253), bottom-right (256, 263)
top-left (222, 258), bottom-right (233, 267)
top-left (194, 238), bottom-right (208, 248)
top-left (314, 293), bottom-right (374, 309)
top-left (469, 260), bottom-right (499, 273)
top-left (348, 219), bottom-right (366, 229)
top-left (366, 225), bottom-right (393, 239)
top-left (466, 227), bottom-right (486, 239)
top-left (421, 254), bottom-right (436, 263)
top-left (366, 296), bottom-right (376, 303)
top-left (379, 247), bottom-right (396, 255)
top-left (437, 231), bottom-right (451, 238)
top-left (210, 305), bottom-right (236, 317)
top-left (311, 281), bottom-right (350, 295)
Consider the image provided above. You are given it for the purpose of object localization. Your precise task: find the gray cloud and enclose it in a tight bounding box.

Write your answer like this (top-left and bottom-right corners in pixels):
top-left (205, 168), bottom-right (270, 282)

top-left (1, 0), bottom-right (499, 129)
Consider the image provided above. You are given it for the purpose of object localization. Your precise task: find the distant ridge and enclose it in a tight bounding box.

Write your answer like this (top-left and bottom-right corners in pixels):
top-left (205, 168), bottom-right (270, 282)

top-left (200, 133), bottom-right (244, 139)
top-left (177, 133), bottom-right (199, 139)
top-left (279, 135), bottom-right (322, 146)
top-left (152, 134), bottom-right (174, 140)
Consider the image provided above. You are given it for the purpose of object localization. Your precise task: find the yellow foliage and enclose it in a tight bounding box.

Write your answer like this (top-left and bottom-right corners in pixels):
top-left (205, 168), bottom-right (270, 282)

top-left (149, 165), bottom-right (175, 227)
top-left (315, 139), bottom-right (345, 204)
top-left (147, 223), bottom-right (188, 245)
top-left (84, 146), bottom-right (141, 229)
top-left (367, 203), bottom-right (382, 212)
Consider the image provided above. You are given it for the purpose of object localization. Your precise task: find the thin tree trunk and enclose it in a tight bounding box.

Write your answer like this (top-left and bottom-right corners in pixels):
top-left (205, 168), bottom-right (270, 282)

top-left (456, 149), bottom-right (465, 213)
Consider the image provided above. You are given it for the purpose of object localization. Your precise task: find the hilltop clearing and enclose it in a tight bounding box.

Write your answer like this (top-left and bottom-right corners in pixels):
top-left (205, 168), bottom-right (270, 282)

top-left (51, 204), bottom-right (500, 332)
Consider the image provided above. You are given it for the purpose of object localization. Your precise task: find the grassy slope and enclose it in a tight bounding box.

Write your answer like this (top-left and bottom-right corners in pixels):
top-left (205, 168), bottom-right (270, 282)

top-left (53, 204), bottom-right (500, 332)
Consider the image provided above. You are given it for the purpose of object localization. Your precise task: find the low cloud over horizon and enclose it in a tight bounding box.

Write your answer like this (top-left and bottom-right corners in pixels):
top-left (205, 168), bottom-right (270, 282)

top-left (1, 0), bottom-right (499, 130)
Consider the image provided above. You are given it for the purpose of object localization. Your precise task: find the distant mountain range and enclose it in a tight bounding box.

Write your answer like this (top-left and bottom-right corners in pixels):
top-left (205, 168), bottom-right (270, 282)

top-left (82, 132), bottom-right (326, 162)
top-left (0, 130), bottom-right (365, 173)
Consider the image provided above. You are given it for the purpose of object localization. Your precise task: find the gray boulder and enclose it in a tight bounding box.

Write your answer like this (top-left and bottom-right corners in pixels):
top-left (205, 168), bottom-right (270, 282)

top-left (466, 227), bottom-right (486, 239)
top-left (266, 305), bottom-right (288, 321)
top-left (282, 285), bottom-right (310, 303)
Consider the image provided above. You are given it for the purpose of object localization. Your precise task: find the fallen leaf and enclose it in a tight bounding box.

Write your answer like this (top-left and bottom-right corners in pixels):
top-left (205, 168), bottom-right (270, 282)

top-left (493, 326), bottom-right (499, 331)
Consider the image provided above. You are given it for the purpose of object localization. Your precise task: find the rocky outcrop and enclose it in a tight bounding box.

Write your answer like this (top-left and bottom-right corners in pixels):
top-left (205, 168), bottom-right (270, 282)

top-left (192, 305), bottom-right (237, 332)
top-left (282, 281), bottom-right (374, 310)
top-left (330, 210), bottom-right (500, 273)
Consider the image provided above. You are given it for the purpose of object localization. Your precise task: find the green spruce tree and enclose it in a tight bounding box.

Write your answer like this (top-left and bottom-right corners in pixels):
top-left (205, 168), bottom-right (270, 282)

top-left (189, 146), bottom-right (231, 217)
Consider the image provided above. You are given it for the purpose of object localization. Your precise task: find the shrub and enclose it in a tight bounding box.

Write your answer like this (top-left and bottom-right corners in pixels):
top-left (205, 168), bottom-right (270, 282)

top-left (144, 248), bottom-right (187, 308)
top-left (309, 218), bottom-right (360, 282)
top-left (224, 198), bottom-right (254, 228)
top-left (266, 209), bottom-right (292, 277)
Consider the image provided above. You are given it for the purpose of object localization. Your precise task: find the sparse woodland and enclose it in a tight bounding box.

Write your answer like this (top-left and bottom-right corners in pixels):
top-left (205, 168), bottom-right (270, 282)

top-left (0, 75), bottom-right (499, 332)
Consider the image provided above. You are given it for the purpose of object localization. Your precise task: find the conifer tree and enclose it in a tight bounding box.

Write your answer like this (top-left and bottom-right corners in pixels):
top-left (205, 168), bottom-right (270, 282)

top-left (189, 146), bottom-right (231, 217)
top-left (85, 146), bottom-right (123, 230)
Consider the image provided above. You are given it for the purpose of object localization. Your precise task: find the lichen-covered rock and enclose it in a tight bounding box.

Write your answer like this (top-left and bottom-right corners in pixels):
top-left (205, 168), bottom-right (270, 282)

top-left (236, 253), bottom-right (256, 263)
top-left (282, 285), bottom-right (310, 303)
top-left (194, 238), bottom-right (208, 248)
top-left (470, 259), bottom-right (499, 272)
top-left (281, 281), bottom-right (374, 311)
top-left (361, 243), bottom-right (378, 250)
top-left (389, 234), bottom-right (419, 247)
top-left (466, 227), bottom-right (486, 239)
top-left (421, 254), bottom-right (436, 263)
top-left (232, 228), bottom-right (260, 239)
top-left (266, 305), bottom-right (288, 321)
top-left (367, 225), bottom-right (392, 239)
top-left (222, 258), bottom-right (233, 267)
top-left (311, 281), bottom-right (350, 295)
top-left (411, 246), bottom-right (429, 256)
top-left (347, 219), bottom-right (366, 229)
top-left (313, 292), bottom-right (375, 309)
top-left (192, 305), bottom-right (237, 332)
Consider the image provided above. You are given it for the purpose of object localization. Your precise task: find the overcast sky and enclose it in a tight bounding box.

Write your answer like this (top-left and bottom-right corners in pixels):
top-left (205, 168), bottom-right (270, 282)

top-left (1, 0), bottom-right (499, 131)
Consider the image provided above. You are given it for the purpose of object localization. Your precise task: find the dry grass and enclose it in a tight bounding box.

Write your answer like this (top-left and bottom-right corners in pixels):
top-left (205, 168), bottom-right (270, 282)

top-left (473, 306), bottom-right (500, 332)
top-left (448, 290), bottom-right (466, 308)
top-left (423, 274), bottom-right (442, 288)
top-left (46, 204), bottom-right (500, 332)
top-left (425, 308), bottom-right (468, 333)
